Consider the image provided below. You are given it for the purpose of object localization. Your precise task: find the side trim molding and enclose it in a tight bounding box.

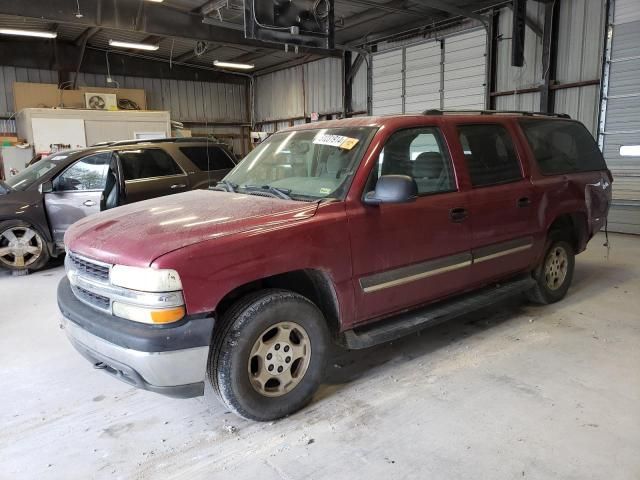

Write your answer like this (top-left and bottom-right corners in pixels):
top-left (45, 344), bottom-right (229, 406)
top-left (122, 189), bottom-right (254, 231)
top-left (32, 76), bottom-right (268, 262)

top-left (359, 236), bottom-right (534, 294)
top-left (360, 252), bottom-right (472, 294)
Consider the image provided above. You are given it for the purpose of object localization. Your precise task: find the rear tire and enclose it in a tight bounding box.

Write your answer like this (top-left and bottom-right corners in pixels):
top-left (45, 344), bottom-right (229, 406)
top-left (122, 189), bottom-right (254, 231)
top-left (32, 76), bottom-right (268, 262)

top-left (208, 289), bottom-right (329, 421)
top-left (0, 220), bottom-right (50, 272)
top-left (527, 238), bottom-right (574, 305)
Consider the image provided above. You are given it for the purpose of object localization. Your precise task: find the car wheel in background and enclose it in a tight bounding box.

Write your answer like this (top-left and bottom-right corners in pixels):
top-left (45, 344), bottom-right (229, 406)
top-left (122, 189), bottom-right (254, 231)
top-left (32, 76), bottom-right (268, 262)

top-left (209, 289), bottom-right (330, 421)
top-left (0, 220), bottom-right (50, 272)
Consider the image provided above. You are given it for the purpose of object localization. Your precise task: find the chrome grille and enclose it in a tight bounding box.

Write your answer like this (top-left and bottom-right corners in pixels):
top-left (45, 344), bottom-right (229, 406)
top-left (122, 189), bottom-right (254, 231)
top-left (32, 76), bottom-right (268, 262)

top-left (68, 252), bottom-right (110, 281)
top-left (72, 285), bottom-right (111, 311)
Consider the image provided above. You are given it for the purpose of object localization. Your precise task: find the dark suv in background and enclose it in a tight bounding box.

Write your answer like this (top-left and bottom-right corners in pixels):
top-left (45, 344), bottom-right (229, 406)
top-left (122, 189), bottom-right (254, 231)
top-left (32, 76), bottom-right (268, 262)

top-left (0, 138), bottom-right (236, 271)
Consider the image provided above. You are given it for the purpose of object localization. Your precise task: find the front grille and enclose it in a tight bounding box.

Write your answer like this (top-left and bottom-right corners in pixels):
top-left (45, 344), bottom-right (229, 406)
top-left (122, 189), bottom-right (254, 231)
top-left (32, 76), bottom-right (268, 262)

top-left (73, 285), bottom-right (111, 310)
top-left (68, 253), bottom-right (109, 281)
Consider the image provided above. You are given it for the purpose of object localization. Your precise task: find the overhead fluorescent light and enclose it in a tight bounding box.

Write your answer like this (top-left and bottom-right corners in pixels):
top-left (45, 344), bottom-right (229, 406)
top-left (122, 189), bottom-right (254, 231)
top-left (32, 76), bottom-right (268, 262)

top-left (109, 39), bottom-right (159, 51)
top-left (0, 28), bottom-right (57, 39)
top-left (147, 0), bottom-right (164, 2)
top-left (214, 60), bottom-right (255, 70)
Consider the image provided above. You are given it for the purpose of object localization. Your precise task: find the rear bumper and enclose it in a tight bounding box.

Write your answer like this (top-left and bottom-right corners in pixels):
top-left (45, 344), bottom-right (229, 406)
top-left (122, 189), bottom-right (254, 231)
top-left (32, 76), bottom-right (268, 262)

top-left (58, 277), bottom-right (213, 398)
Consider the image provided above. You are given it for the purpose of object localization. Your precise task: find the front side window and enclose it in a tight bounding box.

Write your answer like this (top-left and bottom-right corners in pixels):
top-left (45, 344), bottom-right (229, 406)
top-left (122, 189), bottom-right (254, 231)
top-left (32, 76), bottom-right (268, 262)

top-left (224, 127), bottom-right (376, 200)
top-left (369, 127), bottom-right (455, 195)
top-left (458, 124), bottom-right (522, 187)
top-left (53, 153), bottom-right (111, 192)
top-left (519, 119), bottom-right (606, 174)
top-left (180, 146), bottom-right (235, 171)
top-left (119, 149), bottom-right (183, 180)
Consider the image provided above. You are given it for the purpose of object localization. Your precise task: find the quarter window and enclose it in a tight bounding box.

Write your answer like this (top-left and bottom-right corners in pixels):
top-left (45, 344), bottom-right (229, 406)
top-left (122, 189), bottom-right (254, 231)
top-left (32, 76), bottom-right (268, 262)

top-left (179, 146), bottom-right (235, 171)
top-left (53, 153), bottom-right (111, 191)
top-left (458, 124), bottom-right (522, 187)
top-left (519, 119), bottom-right (606, 174)
top-left (118, 149), bottom-right (182, 180)
top-left (370, 127), bottom-right (455, 195)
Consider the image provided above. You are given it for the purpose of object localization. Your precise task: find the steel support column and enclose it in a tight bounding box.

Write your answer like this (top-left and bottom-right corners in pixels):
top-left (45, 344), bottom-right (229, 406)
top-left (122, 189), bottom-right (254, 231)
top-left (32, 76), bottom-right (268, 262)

top-left (540, 0), bottom-right (560, 112)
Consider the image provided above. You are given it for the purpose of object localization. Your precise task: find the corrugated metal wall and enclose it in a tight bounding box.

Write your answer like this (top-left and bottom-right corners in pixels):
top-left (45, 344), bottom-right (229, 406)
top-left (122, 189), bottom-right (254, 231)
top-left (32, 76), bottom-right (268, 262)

top-left (495, 2), bottom-right (545, 112)
top-left (554, 0), bottom-right (606, 134)
top-left (0, 65), bottom-right (249, 124)
top-left (254, 57), bottom-right (347, 124)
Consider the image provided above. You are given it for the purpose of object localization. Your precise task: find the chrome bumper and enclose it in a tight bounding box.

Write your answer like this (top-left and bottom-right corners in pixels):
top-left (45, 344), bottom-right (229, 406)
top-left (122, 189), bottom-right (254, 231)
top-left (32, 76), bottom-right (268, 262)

top-left (61, 315), bottom-right (209, 398)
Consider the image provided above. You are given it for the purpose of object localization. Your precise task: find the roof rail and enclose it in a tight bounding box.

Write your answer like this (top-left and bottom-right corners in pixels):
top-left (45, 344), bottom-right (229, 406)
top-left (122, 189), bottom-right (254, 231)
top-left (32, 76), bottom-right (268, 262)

top-left (421, 109), bottom-right (571, 119)
top-left (105, 137), bottom-right (223, 147)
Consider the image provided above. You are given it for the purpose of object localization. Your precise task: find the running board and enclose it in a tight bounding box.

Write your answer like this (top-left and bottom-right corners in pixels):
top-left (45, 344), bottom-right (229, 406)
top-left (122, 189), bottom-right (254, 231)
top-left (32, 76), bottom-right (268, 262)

top-left (343, 275), bottom-right (536, 350)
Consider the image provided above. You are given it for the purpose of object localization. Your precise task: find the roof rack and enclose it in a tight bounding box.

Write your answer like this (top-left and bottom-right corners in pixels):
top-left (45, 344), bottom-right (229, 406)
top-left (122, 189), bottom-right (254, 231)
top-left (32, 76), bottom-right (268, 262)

top-left (421, 109), bottom-right (571, 119)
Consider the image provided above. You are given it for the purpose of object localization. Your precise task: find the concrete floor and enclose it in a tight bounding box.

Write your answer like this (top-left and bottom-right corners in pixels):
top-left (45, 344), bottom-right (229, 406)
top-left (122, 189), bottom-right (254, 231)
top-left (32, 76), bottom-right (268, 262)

top-left (0, 232), bottom-right (638, 480)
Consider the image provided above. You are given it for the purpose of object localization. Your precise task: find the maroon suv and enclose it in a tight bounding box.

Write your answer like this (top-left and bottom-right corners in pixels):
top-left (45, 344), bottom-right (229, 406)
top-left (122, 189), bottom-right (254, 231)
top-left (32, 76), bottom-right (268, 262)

top-left (58, 111), bottom-right (612, 421)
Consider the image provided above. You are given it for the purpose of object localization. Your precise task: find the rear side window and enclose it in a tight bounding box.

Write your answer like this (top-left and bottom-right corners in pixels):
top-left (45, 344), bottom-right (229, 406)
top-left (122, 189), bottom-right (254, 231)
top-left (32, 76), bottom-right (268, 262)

top-left (519, 119), bottom-right (606, 174)
top-left (458, 124), bottom-right (522, 187)
top-left (119, 149), bottom-right (182, 180)
top-left (180, 146), bottom-right (235, 171)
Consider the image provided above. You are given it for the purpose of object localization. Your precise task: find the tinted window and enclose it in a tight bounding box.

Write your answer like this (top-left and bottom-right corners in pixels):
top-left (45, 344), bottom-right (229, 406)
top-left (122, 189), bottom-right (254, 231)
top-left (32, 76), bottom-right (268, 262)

top-left (54, 153), bottom-right (110, 191)
top-left (119, 149), bottom-right (182, 180)
top-left (180, 146), bottom-right (235, 171)
top-left (519, 119), bottom-right (606, 174)
top-left (369, 127), bottom-right (455, 195)
top-left (458, 124), bottom-right (522, 187)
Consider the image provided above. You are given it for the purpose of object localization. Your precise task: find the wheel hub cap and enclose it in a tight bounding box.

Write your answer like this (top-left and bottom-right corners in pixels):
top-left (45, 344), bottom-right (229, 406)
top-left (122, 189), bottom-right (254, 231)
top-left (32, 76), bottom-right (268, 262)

top-left (544, 246), bottom-right (568, 291)
top-left (248, 321), bottom-right (311, 397)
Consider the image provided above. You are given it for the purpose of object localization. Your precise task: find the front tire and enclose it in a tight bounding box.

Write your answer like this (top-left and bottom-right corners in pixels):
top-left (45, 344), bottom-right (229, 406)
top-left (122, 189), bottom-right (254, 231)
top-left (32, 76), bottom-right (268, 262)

top-left (527, 239), bottom-right (575, 304)
top-left (0, 220), bottom-right (50, 272)
top-left (209, 289), bottom-right (330, 421)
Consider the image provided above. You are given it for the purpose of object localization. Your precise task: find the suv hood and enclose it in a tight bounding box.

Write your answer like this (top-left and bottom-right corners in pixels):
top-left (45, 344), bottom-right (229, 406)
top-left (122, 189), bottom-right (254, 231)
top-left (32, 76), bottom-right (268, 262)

top-left (65, 190), bottom-right (319, 267)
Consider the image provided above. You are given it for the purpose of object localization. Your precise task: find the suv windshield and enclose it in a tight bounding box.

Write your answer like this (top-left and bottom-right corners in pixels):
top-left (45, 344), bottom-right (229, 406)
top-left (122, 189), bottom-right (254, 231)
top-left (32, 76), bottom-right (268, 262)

top-left (5, 153), bottom-right (75, 191)
top-left (224, 127), bottom-right (376, 200)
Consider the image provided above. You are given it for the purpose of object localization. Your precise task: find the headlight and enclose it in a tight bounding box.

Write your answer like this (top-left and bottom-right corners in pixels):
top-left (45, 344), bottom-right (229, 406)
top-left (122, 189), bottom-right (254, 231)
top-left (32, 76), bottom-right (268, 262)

top-left (111, 265), bottom-right (182, 292)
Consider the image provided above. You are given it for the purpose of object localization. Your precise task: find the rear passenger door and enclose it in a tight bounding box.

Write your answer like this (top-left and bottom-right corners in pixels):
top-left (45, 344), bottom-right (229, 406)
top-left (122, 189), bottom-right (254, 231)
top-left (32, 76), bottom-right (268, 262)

top-left (456, 123), bottom-right (538, 285)
top-left (178, 145), bottom-right (236, 190)
top-left (117, 148), bottom-right (190, 204)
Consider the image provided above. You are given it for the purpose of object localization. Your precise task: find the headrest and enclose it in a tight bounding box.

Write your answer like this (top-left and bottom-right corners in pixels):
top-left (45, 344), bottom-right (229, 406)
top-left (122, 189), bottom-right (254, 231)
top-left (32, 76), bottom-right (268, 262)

top-left (413, 152), bottom-right (444, 179)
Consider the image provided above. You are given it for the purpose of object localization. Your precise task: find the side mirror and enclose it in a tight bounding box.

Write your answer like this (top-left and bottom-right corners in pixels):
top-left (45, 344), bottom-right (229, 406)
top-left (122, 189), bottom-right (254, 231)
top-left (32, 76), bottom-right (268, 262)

top-left (363, 175), bottom-right (418, 205)
top-left (40, 180), bottom-right (53, 194)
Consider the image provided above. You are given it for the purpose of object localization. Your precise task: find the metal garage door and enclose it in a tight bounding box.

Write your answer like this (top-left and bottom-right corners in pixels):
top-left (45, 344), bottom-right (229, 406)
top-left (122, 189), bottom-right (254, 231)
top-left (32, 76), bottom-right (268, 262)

top-left (601, 0), bottom-right (640, 234)
top-left (404, 41), bottom-right (442, 113)
top-left (372, 28), bottom-right (487, 116)
top-left (372, 49), bottom-right (404, 115)
top-left (443, 29), bottom-right (487, 109)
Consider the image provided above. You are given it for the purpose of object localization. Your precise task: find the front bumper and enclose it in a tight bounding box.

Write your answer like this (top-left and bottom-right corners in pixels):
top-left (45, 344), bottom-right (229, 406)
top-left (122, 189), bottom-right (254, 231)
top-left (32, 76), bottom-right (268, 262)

top-left (58, 277), bottom-right (214, 398)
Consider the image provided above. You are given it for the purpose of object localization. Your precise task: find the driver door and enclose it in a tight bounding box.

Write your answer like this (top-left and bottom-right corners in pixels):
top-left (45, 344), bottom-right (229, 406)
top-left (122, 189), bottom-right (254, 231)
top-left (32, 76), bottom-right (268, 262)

top-left (44, 152), bottom-right (111, 245)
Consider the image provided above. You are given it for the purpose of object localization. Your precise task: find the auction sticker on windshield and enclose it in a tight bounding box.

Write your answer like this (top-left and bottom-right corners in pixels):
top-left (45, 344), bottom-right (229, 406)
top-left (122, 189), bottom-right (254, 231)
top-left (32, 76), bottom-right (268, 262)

top-left (313, 134), bottom-right (360, 150)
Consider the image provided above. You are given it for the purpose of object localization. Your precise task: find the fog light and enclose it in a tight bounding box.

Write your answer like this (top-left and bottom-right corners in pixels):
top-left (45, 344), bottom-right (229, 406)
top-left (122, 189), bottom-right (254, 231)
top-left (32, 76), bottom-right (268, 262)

top-left (113, 302), bottom-right (185, 324)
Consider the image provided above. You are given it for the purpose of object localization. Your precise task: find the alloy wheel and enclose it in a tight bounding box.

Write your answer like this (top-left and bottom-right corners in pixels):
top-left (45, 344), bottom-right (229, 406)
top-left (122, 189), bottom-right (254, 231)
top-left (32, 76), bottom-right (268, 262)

top-left (0, 226), bottom-right (44, 269)
top-left (544, 245), bottom-right (569, 291)
top-left (247, 321), bottom-right (312, 397)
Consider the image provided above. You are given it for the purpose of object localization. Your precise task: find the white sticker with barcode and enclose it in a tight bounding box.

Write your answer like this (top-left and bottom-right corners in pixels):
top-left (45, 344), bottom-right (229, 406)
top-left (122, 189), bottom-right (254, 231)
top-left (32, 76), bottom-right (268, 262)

top-left (313, 134), bottom-right (359, 150)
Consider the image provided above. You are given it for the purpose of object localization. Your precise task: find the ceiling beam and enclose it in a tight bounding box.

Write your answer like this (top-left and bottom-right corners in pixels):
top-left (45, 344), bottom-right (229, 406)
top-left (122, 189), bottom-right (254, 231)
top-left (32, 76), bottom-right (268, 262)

top-left (411, 0), bottom-right (489, 25)
top-left (1, 0), bottom-right (341, 57)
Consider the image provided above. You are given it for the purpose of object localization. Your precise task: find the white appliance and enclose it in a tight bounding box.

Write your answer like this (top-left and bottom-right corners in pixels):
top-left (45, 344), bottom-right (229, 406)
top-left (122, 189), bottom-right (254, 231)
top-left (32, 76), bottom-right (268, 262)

top-left (85, 92), bottom-right (118, 111)
top-left (16, 108), bottom-right (171, 154)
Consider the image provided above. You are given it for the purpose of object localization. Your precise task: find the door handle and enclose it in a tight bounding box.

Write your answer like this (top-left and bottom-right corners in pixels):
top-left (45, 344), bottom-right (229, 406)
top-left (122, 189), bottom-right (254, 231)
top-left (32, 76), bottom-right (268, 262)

top-left (517, 197), bottom-right (532, 208)
top-left (170, 184), bottom-right (187, 189)
top-left (449, 207), bottom-right (468, 223)
top-left (83, 200), bottom-right (96, 207)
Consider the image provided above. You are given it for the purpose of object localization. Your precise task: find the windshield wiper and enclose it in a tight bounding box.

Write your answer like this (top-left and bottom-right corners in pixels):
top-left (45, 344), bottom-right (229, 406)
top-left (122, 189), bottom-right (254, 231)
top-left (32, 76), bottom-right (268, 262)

top-left (212, 180), bottom-right (238, 193)
top-left (242, 184), bottom-right (292, 200)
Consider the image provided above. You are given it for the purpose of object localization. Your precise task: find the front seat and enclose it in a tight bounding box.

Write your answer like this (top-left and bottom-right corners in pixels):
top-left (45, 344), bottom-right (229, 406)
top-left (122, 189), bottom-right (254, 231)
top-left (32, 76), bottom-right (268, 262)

top-left (322, 151), bottom-right (349, 179)
top-left (413, 152), bottom-right (447, 192)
